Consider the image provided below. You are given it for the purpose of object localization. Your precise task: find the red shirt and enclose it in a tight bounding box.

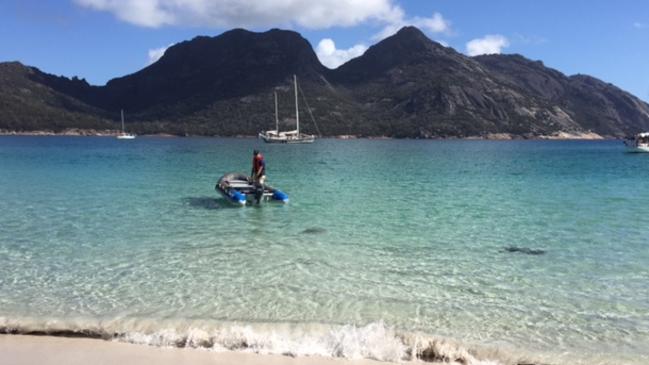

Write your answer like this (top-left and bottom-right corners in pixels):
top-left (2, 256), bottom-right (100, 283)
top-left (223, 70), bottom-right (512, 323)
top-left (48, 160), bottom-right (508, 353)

top-left (253, 154), bottom-right (265, 175)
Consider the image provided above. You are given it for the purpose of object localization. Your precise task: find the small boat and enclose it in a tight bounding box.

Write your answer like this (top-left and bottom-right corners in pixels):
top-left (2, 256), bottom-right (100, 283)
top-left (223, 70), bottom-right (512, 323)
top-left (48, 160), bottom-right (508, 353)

top-left (116, 109), bottom-right (136, 140)
top-left (624, 132), bottom-right (649, 152)
top-left (215, 172), bottom-right (289, 205)
top-left (259, 75), bottom-right (316, 144)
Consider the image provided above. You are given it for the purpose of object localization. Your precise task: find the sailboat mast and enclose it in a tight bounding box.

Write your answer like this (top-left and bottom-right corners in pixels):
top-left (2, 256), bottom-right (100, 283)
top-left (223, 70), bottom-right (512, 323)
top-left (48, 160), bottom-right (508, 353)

top-left (294, 74), bottom-right (299, 135)
top-left (121, 109), bottom-right (125, 132)
top-left (274, 91), bottom-right (279, 132)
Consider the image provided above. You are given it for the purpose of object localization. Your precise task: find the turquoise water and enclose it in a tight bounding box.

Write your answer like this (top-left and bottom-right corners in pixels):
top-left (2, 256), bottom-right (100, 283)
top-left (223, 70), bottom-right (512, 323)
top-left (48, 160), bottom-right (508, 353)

top-left (1, 136), bottom-right (648, 364)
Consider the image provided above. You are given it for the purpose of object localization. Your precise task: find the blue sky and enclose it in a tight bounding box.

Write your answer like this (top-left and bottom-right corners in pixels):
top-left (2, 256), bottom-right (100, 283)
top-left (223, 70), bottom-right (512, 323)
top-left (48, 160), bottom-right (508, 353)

top-left (1, 0), bottom-right (648, 101)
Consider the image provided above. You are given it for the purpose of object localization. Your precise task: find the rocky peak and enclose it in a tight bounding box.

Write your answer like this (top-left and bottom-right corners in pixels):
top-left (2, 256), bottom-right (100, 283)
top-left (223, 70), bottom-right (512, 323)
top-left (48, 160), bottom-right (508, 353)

top-left (333, 26), bottom-right (455, 83)
top-left (100, 28), bottom-right (326, 112)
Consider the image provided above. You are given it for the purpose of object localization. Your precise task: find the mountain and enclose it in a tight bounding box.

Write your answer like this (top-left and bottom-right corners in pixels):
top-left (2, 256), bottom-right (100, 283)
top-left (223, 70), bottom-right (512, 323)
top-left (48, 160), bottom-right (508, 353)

top-left (0, 62), bottom-right (110, 132)
top-left (2, 26), bottom-right (649, 138)
top-left (474, 53), bottom-right (649, 137)
top-left (99, 29), bottom-right (326, 112)
top-left (332, 26), bottom-right (649, 137)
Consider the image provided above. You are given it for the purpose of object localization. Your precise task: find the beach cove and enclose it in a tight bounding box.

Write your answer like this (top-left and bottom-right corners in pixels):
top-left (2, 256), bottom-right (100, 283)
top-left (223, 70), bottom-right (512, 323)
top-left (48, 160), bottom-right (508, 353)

top-left (0, 136), bottom-right (648, 365)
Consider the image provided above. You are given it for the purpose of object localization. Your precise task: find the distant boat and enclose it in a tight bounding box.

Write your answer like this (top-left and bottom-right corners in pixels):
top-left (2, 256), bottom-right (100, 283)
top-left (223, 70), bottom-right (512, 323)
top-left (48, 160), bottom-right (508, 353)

top-left (116, 109), bottom-right (136, 140)
top-left (624, 132), bottom-right (649, 152)
top-left (259, 75), bottom-right (316, 144)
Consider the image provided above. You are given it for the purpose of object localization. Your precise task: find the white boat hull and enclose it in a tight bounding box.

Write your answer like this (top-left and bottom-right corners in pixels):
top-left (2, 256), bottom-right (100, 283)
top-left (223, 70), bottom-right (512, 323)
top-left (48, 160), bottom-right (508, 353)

top-left (624, 139), bottom-right (649, 152)
top-left (626, 145), bottom-right (649, 153)
top-left (117, 110), bottom-right (136, 139)
top-left (259, 132), bottom-right (315, 144)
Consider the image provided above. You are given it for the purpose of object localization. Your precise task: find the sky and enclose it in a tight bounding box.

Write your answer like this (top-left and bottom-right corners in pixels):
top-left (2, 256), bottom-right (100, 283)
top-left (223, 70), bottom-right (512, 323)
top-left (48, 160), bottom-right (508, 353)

top-left (1, 0), bottom-right (648, 101)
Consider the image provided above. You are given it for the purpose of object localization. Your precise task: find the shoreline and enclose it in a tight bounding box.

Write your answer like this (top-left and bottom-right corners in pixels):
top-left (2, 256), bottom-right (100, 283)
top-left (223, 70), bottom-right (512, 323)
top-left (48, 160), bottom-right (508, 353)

top-left (1, 331), bottom-right (635, 365)
top-left (0, 129), bottom-right (177, 137)
top-left (0, 317), bottom-right (542, 365)
top-left (0, 334), bottom-right (395, 365)
top-left (0, 129), bottom-right (612, 140)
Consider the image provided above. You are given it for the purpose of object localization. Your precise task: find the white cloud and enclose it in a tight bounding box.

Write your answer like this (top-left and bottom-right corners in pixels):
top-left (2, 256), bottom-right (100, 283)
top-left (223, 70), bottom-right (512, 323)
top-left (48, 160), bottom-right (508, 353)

top-left (373, 12), bottom-right (451, 40)
top-left (75, 0), bottom-right (174, 27)
top-left (316, 39), bottom-right (367, 69)
top-left (147, 44), bottom-right (174, 65)
top-left (633, 22), bottom-right (648, 29)
top-left (74, 0), bottom-right (404, 29)
top-left (415, 13), bottom-right (451, 33)
top-left (465, 35), bottom-right (510, 56)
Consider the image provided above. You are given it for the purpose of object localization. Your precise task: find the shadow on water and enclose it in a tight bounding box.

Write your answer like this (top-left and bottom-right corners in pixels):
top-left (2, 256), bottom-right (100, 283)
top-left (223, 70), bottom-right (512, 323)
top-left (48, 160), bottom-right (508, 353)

top-left (181, 196), bottom-right (228, 210)
top-left (182, 197), bottom-right (292, 210)
top-left (300, 227), bottom-right (327, 234)
top-left (503, 246), bottom-right (546, 255)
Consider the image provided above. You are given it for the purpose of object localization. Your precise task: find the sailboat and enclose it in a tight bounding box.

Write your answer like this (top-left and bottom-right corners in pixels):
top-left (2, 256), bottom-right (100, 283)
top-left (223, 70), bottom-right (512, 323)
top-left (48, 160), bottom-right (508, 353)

top-left (259, 75), bottom-right (316, 144)
top-left (116, 109), bottom-right (136, 140)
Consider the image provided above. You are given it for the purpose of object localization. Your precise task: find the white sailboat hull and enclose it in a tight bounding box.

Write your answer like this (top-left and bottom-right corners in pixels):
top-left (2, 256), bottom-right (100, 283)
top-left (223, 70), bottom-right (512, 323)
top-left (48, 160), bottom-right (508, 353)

top-left (259, 131), bottom-right (315, 144)
top-left (624, 137), bottom-right (649, 152)
top-left (625, 144), bottom-right (649, 153)
top-left (116, 109), bottom-right (136, 140)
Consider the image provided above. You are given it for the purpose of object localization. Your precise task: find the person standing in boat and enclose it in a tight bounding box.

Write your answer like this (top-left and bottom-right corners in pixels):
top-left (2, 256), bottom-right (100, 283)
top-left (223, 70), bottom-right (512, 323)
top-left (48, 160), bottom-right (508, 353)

top-left (251, 150), bottom-right (266, 203)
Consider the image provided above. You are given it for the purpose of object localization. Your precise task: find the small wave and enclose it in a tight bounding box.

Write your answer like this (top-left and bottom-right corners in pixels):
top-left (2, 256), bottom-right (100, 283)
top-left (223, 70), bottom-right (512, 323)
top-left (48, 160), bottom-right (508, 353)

top-left (0, 316), bottom-right (543, 364)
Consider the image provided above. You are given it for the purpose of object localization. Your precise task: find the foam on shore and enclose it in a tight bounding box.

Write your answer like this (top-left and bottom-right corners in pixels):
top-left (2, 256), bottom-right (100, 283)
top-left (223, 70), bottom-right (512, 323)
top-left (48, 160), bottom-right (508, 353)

top-left (0, 334), bottom-right (394, 365)
top-left (0, 316), bottom-right (559, 365)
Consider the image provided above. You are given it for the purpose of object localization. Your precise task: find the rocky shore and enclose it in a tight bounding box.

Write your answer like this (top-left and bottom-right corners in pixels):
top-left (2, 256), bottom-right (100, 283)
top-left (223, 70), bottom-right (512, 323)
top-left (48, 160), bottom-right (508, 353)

top-left (0, 129), bottom-right (179, 137)
top-left (0, 128), bottom-right (119, 136)
top-left (0, 129), bottom-right (610, 140)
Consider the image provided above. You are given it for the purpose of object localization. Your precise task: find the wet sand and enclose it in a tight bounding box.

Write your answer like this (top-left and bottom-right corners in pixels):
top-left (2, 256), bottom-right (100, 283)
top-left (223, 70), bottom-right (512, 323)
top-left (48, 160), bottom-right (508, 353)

top-left (0, 334), bottom-right (396, 365)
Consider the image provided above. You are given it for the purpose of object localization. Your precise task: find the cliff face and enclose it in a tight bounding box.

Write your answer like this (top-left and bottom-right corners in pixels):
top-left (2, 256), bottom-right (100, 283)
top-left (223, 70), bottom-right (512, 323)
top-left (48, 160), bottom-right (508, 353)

top-left (2, 26), bottom-right (648, 137)
top-left (474, 54), bottom-right (649, 137)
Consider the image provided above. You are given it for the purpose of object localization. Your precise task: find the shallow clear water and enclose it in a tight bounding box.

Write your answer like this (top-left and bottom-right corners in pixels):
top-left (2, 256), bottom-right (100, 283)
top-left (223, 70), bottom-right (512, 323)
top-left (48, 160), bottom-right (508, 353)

top-left (0, 136), bottom-right (648, 364)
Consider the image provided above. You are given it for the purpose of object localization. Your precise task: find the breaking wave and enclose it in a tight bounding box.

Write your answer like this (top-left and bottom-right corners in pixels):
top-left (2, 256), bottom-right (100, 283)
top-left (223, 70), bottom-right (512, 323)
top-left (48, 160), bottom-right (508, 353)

top-left (0, 316), bottom-right (546, 365)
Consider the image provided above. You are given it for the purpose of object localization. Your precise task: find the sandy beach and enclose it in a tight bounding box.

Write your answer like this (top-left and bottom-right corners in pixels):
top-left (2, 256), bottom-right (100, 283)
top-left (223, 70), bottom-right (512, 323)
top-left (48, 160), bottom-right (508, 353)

top-left (0, 335), bottom-right (397, 365)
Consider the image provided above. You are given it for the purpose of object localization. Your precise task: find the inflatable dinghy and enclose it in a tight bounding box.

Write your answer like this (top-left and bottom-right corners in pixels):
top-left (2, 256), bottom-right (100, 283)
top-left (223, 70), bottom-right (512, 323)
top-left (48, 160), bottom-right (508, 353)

top-left (215, 172), bottom-right (289, 205)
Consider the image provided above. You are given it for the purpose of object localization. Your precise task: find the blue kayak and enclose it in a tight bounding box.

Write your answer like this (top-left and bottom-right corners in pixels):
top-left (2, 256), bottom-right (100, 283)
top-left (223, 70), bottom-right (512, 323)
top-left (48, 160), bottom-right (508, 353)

top-left (215, 172), bottom-right (289, 205)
